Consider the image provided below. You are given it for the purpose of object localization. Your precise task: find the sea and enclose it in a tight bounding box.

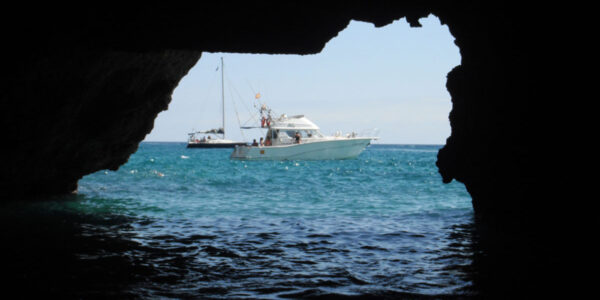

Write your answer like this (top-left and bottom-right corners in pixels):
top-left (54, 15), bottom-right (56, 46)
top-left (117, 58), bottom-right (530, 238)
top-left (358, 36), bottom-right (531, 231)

top-left (1, 143), bottom-right (476, 299)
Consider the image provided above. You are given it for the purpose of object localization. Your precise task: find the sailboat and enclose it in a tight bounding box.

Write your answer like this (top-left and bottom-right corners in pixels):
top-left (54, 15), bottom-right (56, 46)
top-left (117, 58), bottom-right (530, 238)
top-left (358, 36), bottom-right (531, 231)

top-left (187, 57), bottom-right (247, 148)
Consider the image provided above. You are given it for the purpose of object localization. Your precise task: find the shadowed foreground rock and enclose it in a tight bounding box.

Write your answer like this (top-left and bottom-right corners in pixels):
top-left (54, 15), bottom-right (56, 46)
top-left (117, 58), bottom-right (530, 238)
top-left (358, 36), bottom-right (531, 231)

top-left (3, 49), bottom-right (200, 196)
top-left (2, 2), bottom-right (558, 297)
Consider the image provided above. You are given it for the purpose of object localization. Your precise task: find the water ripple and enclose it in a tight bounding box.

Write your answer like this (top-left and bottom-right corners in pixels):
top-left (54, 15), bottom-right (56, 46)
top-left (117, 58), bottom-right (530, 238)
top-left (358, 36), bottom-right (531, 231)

top-left (2, 144), bottom-right (475, 298)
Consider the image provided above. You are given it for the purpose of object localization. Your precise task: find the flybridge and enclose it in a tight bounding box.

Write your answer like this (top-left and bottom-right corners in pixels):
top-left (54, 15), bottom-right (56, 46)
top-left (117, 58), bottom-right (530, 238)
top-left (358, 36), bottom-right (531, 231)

top-left (269, 114), bottom-right (320, 130)
top-left (239, 113), bottom-right (318, 130)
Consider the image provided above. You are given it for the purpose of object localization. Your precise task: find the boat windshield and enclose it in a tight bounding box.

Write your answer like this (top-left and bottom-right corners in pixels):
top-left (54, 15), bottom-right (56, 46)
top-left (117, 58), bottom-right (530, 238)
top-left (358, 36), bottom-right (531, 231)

top-left (266, 129), bottom-right (322, 140)
top-left (281, 130), bottom-right (323, 138)
top-left (305, 130), bottom-right (323, 138)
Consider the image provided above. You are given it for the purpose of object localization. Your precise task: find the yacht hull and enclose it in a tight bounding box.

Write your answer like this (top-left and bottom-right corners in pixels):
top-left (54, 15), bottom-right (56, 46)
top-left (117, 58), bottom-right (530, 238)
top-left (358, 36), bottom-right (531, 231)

top-left (230, 138), bottom-right (372, 160)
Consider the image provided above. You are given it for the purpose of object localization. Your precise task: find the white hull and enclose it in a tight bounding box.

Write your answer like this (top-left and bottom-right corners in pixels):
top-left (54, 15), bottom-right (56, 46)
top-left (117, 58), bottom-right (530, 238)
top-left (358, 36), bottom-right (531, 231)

top-left (187, 139), bottom-right (246, 148)
top-left (230, 138), bottom-right (373, 160)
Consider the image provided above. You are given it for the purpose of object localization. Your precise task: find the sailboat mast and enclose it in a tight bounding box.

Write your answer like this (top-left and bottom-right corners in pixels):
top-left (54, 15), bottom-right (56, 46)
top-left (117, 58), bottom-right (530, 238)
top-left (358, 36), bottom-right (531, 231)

top-left (221, 57), bottom-right (225, 139)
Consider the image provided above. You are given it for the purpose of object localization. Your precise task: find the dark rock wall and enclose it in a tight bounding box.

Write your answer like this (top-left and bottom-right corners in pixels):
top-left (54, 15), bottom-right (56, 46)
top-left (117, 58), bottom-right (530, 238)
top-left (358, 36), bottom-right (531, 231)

top-left (3, 49), bottom-right (200, 196)
top-left (3, 2), bottom-right (551, 295)
top-left (434, 6), bottom-right (553, 294)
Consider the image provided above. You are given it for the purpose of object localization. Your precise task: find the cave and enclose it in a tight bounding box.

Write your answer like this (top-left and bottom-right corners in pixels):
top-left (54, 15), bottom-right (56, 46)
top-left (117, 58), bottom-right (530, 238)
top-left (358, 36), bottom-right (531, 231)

top-left (3, 2), bottom-right (556, 297)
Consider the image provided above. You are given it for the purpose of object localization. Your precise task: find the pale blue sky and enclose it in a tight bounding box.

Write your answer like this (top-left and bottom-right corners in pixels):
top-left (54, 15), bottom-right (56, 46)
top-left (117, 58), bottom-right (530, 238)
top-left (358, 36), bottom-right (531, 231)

top-left (145, 16), bottom-right (460, 144)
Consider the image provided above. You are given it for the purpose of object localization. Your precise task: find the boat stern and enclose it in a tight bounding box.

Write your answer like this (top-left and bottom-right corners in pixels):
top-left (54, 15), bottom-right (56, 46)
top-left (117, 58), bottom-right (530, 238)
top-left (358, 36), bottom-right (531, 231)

top-left (230, 145), bottom-right (251, 159)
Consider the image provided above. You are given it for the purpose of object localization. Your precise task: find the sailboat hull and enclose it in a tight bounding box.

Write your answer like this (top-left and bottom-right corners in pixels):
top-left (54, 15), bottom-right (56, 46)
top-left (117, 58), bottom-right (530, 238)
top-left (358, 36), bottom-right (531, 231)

top-left (187, 142), bottom-right (247, 148)
top-left (230, 138), bottom-right (372, 160)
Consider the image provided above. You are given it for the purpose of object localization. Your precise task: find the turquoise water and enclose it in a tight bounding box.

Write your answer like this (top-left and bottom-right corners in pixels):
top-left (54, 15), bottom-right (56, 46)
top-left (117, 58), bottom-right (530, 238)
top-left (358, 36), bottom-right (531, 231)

top-left (2, 143), bottom-right (475, 298)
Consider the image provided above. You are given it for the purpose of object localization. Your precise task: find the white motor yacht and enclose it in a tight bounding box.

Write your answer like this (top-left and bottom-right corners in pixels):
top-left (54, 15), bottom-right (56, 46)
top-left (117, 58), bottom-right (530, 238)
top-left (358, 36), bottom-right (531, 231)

top-left (230, 107), bottom-right (377, 160)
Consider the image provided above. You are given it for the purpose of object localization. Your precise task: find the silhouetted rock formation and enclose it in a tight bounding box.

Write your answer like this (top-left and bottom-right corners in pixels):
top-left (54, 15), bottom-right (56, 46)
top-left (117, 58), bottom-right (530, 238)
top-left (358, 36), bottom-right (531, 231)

top-left (2, 2), bottom-right (552, 296)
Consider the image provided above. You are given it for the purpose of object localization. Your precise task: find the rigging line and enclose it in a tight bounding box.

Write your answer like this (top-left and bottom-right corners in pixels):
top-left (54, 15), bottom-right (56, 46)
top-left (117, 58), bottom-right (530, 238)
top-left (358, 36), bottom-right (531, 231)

top-left (224, 75), bottom-right (246, 122)
top-left (194, 66), bottom-right (220, 130)
top-left (225, 77), bottom-right (269, 139)
top-left (226, 73), bottom-right (271, 128)
top-left (225, 74), bottom-right (261, 127)
top-left (227, 75), bottom-right (256, 119)
top-left (225, 76), bottom-right (247, 141)
top-left (246, 79), bottom-right (256, 95)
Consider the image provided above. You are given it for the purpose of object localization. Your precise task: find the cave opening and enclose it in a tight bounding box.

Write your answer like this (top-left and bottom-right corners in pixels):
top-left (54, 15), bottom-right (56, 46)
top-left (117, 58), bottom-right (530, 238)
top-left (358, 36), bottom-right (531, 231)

top-left (66, 15), bottom-right (475, 296)
top-left (136, 15), bottom-right (471, 221)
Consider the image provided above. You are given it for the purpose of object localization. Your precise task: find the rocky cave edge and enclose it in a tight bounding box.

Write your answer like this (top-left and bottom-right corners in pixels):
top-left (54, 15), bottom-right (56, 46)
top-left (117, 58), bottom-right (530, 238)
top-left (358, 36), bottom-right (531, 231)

top-left (3, 2), bottom-right (553, 296)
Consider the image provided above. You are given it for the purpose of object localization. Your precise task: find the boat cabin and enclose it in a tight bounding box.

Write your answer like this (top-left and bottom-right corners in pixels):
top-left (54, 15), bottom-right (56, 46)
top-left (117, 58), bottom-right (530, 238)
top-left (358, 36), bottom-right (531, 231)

top-left (263, 115), bottom-right (325, 146)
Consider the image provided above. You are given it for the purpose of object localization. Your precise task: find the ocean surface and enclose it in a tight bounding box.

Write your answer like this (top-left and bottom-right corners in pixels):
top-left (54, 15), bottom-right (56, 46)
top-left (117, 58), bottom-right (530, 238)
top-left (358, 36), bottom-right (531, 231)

top-left (2, 143), bottom-right (476, 298)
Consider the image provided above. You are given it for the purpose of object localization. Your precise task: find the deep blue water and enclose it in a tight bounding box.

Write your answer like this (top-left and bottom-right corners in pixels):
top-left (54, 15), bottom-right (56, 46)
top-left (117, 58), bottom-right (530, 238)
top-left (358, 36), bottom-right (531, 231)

top-left (2, 143), bottom-right (475, 298)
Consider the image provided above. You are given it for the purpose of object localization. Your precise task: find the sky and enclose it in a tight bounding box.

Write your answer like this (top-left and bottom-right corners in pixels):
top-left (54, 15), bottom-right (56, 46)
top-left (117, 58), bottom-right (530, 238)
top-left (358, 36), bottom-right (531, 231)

top-left (144, 16), bottom-right (460, 144)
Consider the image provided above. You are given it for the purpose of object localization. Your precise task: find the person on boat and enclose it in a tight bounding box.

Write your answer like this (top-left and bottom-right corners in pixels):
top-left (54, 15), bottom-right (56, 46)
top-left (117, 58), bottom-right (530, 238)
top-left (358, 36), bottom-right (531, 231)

top-left (252, 139), bottom-right (258, 146)
top-left (294, 131), bottom-right (301, 144)
top-left (259, 137), bottom-right (264, 146)
top-left (265, 136), bottom-right (272, 146)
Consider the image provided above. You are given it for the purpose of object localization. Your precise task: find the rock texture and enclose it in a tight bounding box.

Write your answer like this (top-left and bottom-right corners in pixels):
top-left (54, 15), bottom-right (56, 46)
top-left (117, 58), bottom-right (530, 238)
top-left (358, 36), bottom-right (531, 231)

top-left (3, 49), bottom-right (201, 196)
top-left (3, 2), bottom-right (554, 296)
